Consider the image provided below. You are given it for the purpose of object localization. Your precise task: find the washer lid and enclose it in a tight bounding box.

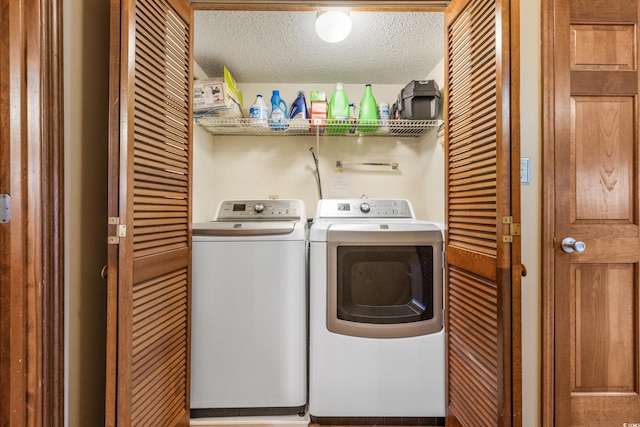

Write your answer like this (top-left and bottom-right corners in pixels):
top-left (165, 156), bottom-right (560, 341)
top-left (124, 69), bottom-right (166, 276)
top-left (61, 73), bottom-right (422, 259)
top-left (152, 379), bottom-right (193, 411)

top-left (192, 221), bottom-right (297, 236)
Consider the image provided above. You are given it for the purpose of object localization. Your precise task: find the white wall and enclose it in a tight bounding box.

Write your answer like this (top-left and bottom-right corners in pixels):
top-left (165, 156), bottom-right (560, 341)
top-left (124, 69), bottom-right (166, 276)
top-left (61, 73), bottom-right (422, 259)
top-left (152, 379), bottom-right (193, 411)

top-left (65, 0), bottom-right (110, 425)
top-left (422, 58), bottom-right (446, 223)
top-left (519, 0), bottom-right (541, 425)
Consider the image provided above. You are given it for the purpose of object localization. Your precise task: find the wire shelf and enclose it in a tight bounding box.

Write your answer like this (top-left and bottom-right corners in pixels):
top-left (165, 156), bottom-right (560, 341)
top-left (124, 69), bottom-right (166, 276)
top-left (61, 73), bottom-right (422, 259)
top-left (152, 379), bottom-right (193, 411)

top-left (194, 117), bottom-right (442, 138)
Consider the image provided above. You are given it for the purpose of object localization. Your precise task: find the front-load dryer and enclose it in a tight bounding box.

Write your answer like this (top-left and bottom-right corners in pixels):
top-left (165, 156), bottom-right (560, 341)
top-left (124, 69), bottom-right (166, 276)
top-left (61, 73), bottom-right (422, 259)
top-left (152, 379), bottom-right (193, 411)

top-left (308, 199), bottom-right (445, 424)
top-left (190, 199), bottom-right (307, 418)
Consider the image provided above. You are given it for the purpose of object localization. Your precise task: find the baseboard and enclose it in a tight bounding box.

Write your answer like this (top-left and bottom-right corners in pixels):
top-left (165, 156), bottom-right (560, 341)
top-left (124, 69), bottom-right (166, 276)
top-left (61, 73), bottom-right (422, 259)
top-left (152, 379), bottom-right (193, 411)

top-left (308, 415), bottom-right (445, 426)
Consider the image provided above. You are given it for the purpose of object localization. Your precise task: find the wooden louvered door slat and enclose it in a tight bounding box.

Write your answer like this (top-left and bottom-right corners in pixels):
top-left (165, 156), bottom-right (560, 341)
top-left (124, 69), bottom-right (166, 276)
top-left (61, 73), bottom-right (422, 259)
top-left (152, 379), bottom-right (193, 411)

top-left (106, 0), bottom-right (193, 425)
top-left (444, 0), bottom-right (521, 426)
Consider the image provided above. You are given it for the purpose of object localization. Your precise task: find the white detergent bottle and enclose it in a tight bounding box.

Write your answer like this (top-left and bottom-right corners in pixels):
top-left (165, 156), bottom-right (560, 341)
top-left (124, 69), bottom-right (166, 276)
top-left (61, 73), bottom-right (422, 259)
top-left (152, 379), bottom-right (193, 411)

top-left (249, 94), bottom-right (269, 128)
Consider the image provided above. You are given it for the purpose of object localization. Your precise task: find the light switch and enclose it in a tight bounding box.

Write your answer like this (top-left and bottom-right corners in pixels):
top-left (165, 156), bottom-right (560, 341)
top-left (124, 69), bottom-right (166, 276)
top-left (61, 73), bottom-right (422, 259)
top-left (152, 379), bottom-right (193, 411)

top-left (520, 158), bottom-right (530, 185)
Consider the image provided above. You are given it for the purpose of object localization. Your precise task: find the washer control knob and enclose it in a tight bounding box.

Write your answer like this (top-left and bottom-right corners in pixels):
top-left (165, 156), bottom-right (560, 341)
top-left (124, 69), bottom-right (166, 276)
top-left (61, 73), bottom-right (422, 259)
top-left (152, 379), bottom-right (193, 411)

top-left (360, 202), bottom-right (371, 213)
top-left (254, 203), bottom-right (265, 213)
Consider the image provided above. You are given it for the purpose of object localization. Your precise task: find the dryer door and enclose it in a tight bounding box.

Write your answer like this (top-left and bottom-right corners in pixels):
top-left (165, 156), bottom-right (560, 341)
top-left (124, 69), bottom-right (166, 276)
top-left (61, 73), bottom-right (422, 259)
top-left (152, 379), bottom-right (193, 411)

top-left (326, 227), bottom-right (443, 339)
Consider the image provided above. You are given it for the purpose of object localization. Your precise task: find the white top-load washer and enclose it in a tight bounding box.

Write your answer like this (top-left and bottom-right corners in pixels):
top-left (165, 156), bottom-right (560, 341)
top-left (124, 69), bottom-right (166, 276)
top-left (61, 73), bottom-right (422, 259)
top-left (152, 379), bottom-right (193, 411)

top-left (190, 199), bottom-right (307, 418)
top-left (309, 199), bottom-right (445, 423)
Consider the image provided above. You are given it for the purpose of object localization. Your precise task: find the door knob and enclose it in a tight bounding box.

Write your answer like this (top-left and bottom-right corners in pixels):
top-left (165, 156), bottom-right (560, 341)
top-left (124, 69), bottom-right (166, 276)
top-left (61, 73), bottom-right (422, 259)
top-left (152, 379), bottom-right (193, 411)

top-left (100, 265), bottom-right (108, 279)
top-left (561, 237), bottom-right (586, 253)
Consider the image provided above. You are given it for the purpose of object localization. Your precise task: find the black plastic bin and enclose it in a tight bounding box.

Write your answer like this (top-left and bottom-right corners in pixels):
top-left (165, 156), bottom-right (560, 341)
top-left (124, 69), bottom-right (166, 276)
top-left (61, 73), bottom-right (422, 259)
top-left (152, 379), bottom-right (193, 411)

top-left (400, 80), bottom-right (441, 120)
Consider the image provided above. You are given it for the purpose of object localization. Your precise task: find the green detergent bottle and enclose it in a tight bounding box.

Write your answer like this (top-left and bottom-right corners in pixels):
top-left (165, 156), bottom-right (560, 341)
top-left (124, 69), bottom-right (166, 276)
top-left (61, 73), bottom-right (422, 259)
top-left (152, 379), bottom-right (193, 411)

top-left (327, 83), bottom-right (350, 134)
top-left (358, 83), bottom-right (379, 133)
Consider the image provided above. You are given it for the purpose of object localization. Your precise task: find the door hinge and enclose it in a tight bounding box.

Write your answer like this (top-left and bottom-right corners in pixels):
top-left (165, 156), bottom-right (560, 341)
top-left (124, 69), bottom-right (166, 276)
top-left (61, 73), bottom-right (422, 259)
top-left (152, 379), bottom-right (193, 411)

top-left (502, 216), bottom-right (520, 243)
top-left (0, 194), bottom-right (10, 223)
top-left (107, 217), bottom-right (126, 244)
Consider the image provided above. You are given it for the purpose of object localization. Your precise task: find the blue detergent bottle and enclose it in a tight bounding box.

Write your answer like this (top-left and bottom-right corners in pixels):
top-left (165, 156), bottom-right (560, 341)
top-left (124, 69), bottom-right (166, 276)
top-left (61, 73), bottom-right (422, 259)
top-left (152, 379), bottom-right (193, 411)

top-left (270, 90), bottom-right (288, 130)
top-left (289, 91), bottom-right (310, 130)
top-left (289, 91), bottom-right (309, 119)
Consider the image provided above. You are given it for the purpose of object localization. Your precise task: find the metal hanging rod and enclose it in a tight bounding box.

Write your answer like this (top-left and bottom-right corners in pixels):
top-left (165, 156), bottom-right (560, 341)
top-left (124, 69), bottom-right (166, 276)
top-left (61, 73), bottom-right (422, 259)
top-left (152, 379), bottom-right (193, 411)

top-left (335, 161), bottom-right (399, 170)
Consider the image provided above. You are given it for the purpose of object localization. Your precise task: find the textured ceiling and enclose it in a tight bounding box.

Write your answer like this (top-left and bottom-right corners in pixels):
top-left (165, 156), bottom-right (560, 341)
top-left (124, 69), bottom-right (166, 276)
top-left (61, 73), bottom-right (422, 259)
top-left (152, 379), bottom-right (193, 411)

top-left (194, 11), bottom-right (444, 84)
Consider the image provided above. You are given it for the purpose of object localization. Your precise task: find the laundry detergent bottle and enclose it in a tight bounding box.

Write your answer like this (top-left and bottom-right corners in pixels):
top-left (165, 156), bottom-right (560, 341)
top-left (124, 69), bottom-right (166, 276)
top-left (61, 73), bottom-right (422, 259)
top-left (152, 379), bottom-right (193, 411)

top-left (270, 90), bottom-right (288, 130)
top-left (358, 83), bottom-right (379, 133)
top-left (289, 91), bottom-right (310, 130)
top-left (327, 82), bottom-right (350, 133)
top-left (249, 94), bottom-right (269, 128)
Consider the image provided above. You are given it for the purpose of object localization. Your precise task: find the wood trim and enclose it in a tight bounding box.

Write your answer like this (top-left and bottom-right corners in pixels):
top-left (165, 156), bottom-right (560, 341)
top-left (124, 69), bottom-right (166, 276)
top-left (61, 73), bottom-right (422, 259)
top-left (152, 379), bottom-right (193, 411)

top-left (508, 1), bottom-right (522, 425)
top-left (40, 0), bottom-right (65, 424)
top-left (190, 0), bottom-right (449, 12)
top-left (505, 1), bottom-right (523, 427)
top-left (540, 0), bottom-right (556, 425)
top-left (0, 0), bottom-right (26, 424)
top-left (0, 0), bottom-right (64, 425)
top-left (105, 1), bottom-right (122, 425)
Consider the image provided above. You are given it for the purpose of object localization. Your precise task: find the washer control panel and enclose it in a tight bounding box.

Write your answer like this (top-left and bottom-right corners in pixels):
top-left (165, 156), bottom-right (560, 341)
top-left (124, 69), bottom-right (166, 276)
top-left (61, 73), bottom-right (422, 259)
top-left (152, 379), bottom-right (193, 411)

top-left (216, 199), bottom-right (304, 221)
top-left (317, 199), bottom-right (414, 218)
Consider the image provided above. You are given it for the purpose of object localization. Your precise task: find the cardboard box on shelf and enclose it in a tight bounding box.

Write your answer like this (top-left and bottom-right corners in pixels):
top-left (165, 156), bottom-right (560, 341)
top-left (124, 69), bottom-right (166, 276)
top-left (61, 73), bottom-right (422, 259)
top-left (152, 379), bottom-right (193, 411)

top-left (310, 90), bottom-right (327, 132)
top-left (193, 66), bottom-right (244, 118)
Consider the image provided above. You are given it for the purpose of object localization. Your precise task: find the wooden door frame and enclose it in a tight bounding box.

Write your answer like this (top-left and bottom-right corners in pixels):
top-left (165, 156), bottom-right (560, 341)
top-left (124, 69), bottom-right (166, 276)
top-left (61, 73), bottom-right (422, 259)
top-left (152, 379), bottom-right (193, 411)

top-left (0, 0), bottom-right (65, 425)
top-left (189, 1), bottom-right (449, 11)
top-left (540, 0), bottom-right (563, 425)
top-left (1, 0), bottom-right (527, 425)
top-left (541, 0), bottom-right (640, 424)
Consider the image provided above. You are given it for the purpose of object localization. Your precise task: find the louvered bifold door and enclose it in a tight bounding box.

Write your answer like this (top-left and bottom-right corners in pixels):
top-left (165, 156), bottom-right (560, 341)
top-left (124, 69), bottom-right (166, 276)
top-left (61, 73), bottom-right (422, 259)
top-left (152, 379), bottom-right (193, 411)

top-left (444, 0), bottom-right (521, 426)
top-left (106, 0), bottom-right (193, 425)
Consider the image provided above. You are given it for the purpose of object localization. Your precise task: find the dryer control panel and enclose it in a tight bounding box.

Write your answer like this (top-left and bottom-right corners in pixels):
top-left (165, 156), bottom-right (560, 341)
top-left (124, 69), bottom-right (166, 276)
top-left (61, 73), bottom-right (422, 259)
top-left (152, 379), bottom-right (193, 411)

top-left (316, 199), bottom-right (414, 219)
top-left (216, 199), bottom-right (305, 221)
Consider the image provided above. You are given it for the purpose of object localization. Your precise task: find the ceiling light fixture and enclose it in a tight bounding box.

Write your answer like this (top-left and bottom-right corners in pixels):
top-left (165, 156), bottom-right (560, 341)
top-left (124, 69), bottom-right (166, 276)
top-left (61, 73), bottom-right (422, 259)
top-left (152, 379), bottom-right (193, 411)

top-left (315, 10), bottom-right (352, 43)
